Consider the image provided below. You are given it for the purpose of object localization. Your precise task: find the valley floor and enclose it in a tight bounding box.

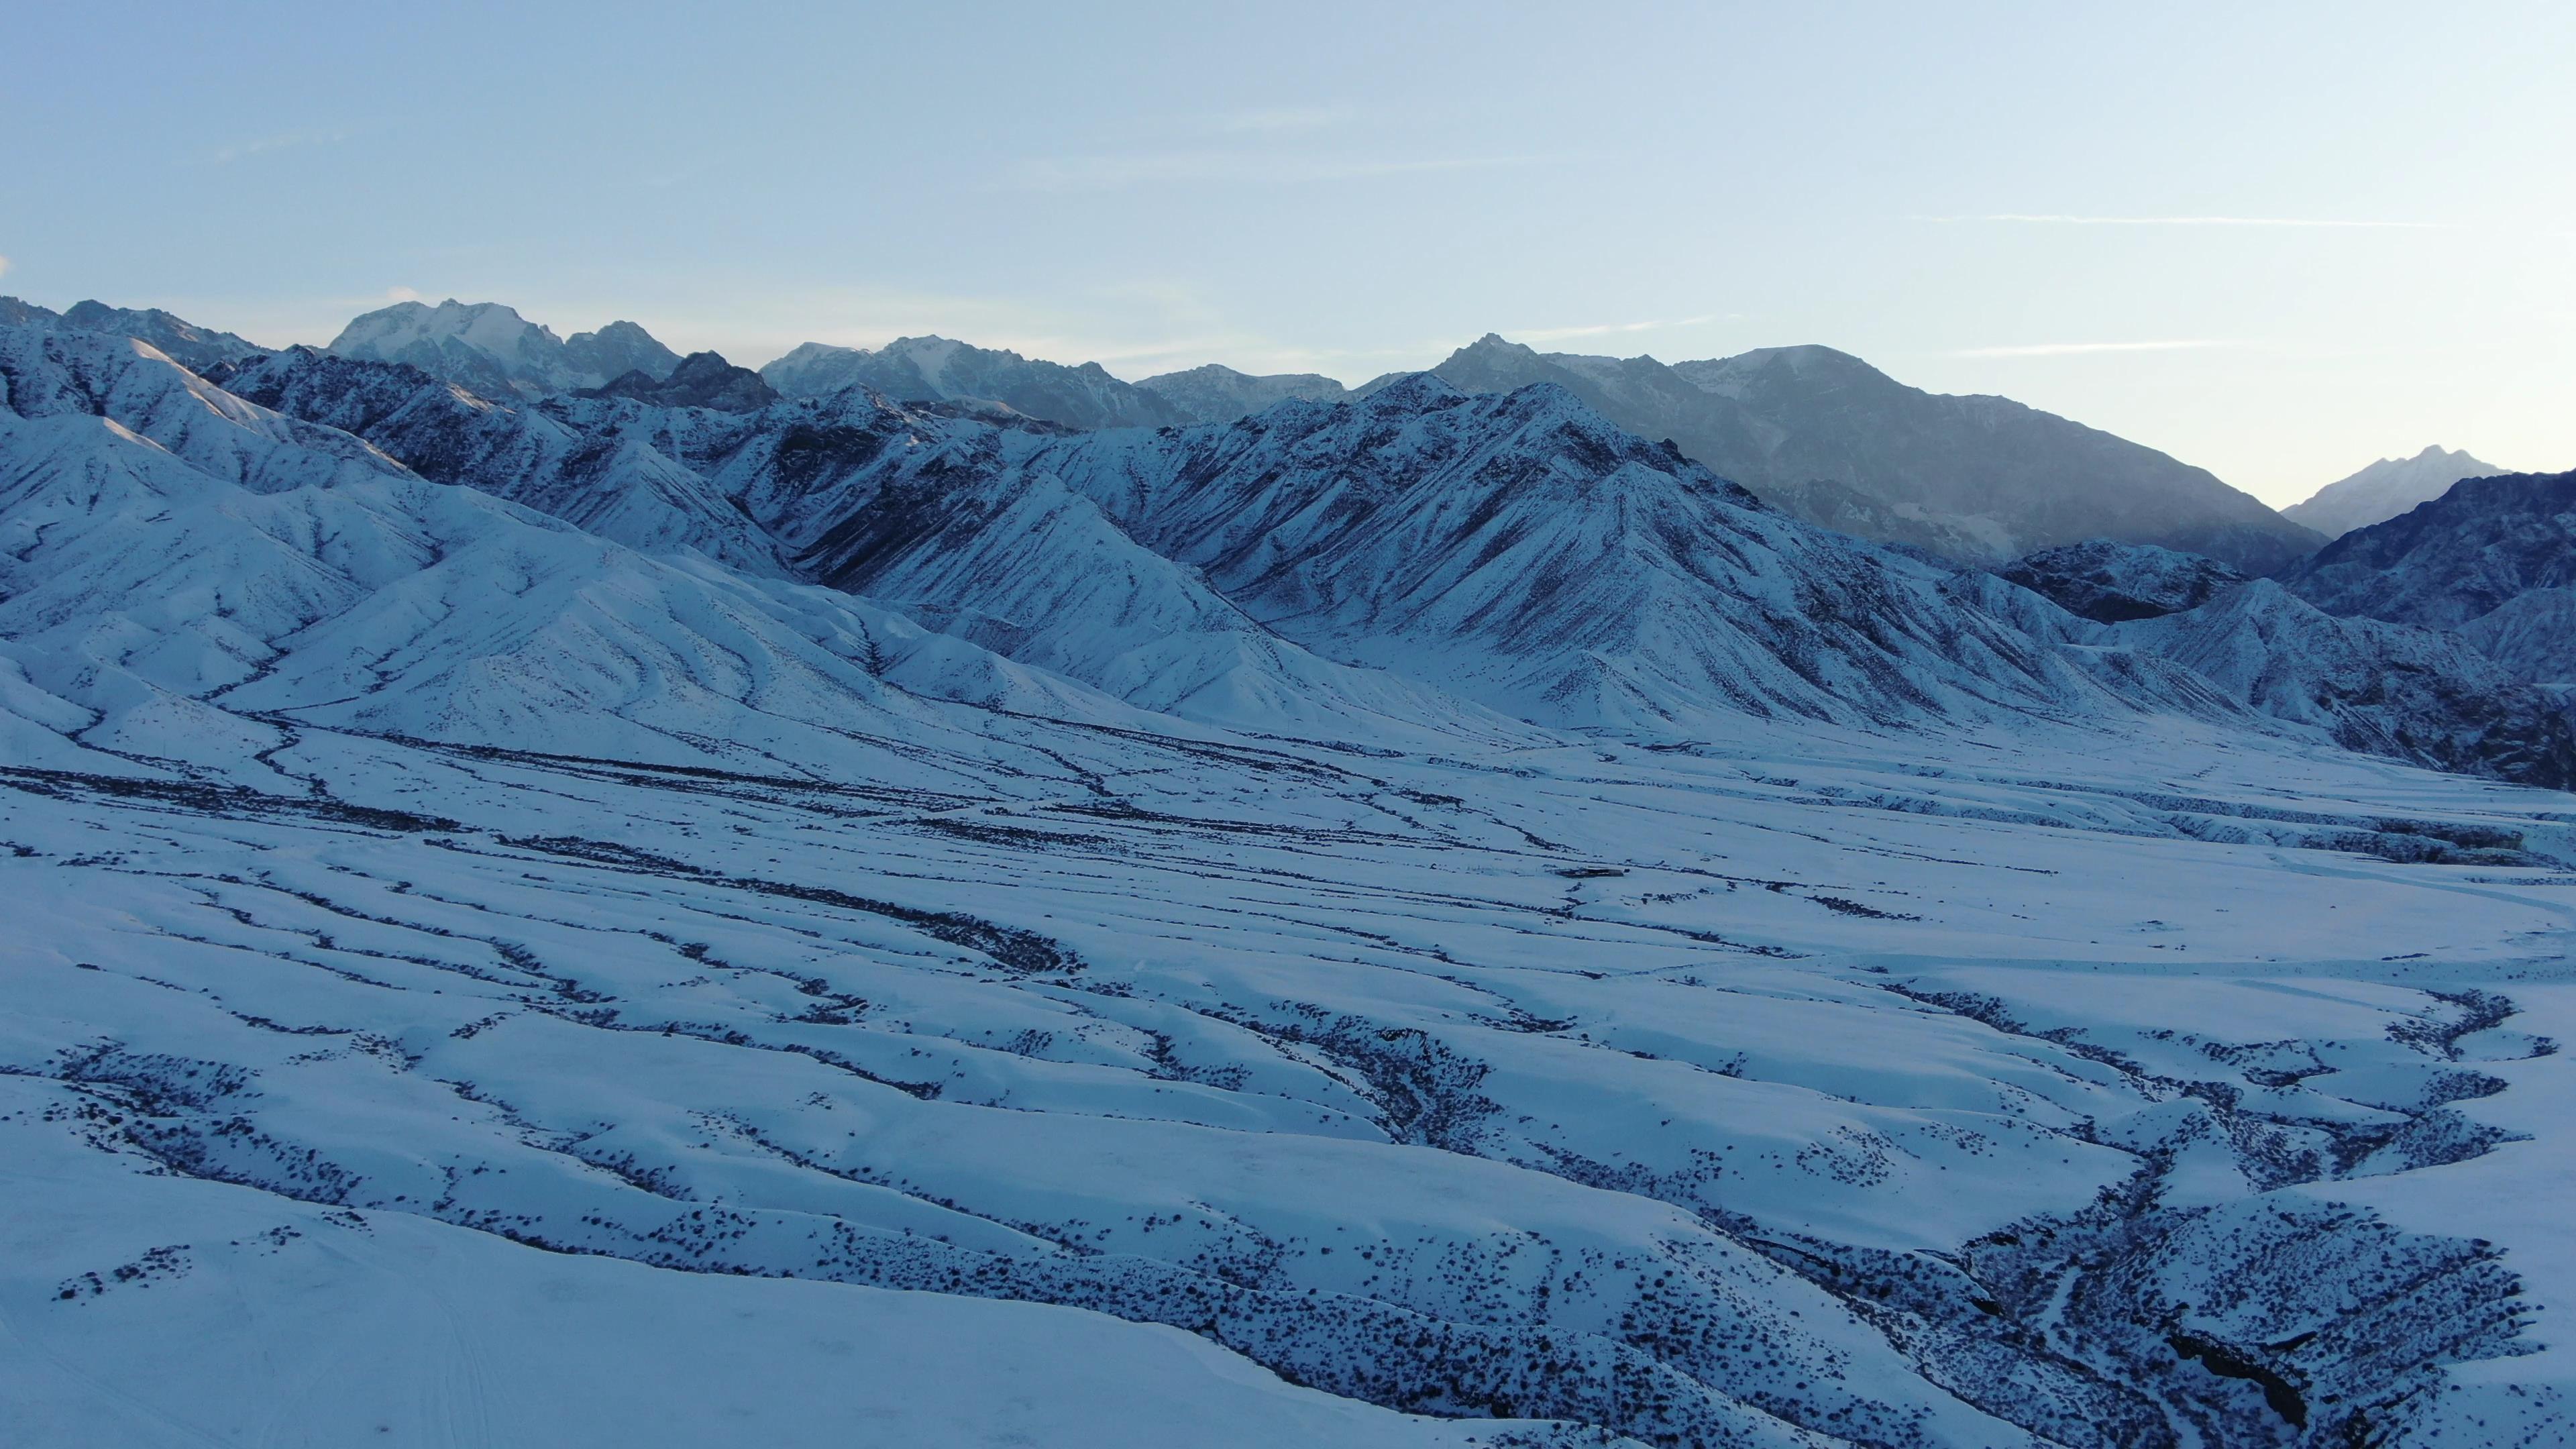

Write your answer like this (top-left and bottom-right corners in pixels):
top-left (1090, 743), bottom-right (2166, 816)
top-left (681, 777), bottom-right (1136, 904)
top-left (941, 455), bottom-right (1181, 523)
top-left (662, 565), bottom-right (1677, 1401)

top-left (5, 708), bottom-right (2572, 1448)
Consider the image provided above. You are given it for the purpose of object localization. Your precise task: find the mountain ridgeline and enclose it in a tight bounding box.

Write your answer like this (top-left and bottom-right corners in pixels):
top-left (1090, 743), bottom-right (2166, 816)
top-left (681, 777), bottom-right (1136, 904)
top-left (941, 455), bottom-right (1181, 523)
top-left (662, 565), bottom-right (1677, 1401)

top-left (15, 292), bottom-right (2576, 784)
top-left (67, 293), bottom-right (2328, 577)
top-left (10, 304), bottom-right (2571, 788)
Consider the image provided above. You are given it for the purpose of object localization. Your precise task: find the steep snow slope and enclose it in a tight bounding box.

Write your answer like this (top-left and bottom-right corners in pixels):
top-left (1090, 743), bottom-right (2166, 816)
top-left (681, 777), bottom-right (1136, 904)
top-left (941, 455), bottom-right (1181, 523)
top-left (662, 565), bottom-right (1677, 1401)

top-left (2284, 445), bottom-right (2504, 539)
top-left (0, 294), bottom-right (273, 372)
top-left (759, 336), bottom-right (1180, 427)
top-left (330, 300), bottom-right (682, 398)
top-left (1999, 540), bottom-right (2249, 623)
top-left (1136, 362), bottom-right (1352, 421)
top-left (202, 346), bottom-right (791, 578)
top-left (697, 388), bottom-right (1527, 744)
top-left (0, 331), bottom-right (1147, 776)
top-left (894, 376), bottom-right (2234, 733)
top-left (1415, 336), bottom-right (2321, 572)
top-left (1, 329), bottom-right (400, 493)
top-left (2455, 588), bottom-right (2576, 684)
top-left (2113, 581), bottom-right (2576, 788)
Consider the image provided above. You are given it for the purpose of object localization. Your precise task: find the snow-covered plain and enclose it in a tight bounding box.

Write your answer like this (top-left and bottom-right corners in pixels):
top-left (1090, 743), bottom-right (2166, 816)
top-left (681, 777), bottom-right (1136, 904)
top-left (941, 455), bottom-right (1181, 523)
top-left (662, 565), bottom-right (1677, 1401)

top-left (5, 329), bottom-right (2573, 1448)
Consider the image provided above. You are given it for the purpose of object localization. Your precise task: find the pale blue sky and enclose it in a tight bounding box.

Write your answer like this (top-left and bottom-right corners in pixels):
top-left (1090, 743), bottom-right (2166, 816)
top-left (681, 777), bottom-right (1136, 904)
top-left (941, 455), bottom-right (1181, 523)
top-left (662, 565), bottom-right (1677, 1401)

top-left (5, 1), bottom-right (2569, 503)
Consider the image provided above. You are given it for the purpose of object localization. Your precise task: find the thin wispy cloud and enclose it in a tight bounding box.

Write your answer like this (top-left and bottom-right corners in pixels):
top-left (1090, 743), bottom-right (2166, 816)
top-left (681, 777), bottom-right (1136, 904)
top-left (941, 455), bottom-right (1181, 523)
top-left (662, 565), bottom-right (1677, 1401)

top-left (1219, 105), bottom-right (1352, 134)
top-left (1005, 150), bottom-right (1560, 193)
top-left (1949, 339), bottom-right (2243, 358)
top-left (0, 254), bottom-right (11, 280)
top-left (1511, 315), bottom-right (1734, 345)
top-left (211, 130), bottom-right (347, 165)
top-left (1918, 213), bottom-right (2448, 230)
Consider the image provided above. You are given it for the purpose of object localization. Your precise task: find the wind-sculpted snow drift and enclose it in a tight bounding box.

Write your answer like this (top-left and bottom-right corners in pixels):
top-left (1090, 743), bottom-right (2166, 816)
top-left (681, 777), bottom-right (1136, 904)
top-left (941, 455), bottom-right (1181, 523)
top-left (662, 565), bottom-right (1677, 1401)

top-left (5, 320), bottom-right (2575, 1448)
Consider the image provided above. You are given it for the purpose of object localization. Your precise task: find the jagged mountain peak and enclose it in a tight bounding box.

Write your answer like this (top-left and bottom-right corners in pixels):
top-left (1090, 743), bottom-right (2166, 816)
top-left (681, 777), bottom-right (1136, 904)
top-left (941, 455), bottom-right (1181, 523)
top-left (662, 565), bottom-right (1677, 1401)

top-left (2283, 443), bottom-right (2506, 539)
top-left (329, 300), bottom-right (682, 399)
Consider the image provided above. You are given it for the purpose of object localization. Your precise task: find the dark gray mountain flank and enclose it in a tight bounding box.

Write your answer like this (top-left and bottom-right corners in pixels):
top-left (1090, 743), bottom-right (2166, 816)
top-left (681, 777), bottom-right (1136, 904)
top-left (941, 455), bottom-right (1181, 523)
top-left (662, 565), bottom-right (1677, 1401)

top-left (2000, 540), bottom-right (2249, 623)
top-left (2284, 470), bottom-right (2576, 629)
top-left (578, 350), bottom-right (780, 412)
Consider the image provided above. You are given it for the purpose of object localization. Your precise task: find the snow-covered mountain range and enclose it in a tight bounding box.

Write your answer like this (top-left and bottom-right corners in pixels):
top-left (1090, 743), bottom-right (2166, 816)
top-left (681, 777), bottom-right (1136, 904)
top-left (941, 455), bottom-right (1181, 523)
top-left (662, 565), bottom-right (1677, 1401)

top-left (1, 293), bottom-right (273, 372)
top-left (2284, 445), bottom-right (2504, 539)
top-left (6, 305), bottom-right (2576, 1449)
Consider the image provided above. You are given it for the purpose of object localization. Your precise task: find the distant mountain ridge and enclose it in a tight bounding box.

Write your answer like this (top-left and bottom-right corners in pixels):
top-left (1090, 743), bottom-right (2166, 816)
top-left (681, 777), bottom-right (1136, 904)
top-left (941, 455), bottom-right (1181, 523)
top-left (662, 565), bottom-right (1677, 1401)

top-left (2284, 445), bottom-right (2504, 539)
top-left (329, 299), bottom-right (682, 398)
top-left (1402, 335), bottom-right (2321, 573)
top-left (0, 294), bottom-right (272, 372)
top-left (746, 326), bottom-right (2319, 572)
top-left (1134, 363), bottom-right (1352, 423)
top-left (760, 336), bottom-right (1179, 427)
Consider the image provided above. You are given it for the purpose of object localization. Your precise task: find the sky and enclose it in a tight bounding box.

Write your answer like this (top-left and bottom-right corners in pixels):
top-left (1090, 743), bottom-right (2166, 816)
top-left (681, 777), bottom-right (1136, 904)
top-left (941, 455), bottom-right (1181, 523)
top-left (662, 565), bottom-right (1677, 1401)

top-left (3, 1), bottom-right (2570, 506)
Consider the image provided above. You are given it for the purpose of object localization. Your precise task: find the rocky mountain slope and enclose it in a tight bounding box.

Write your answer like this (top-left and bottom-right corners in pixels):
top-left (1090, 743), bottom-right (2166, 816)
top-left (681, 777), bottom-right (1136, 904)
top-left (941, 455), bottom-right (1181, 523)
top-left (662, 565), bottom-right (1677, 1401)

top-left (329, 299), bottom-right (683, 398)
top-left (578, 350), bottom-right (780, 412)
top-left (2284, 444), bottom-right (2504, 539)
top-left (206, 346), bottom-right (792, 578)
top-left (2284, 470), bottom-right (2576, 629)
top-left (924, 375), bottom-right (2218, 733)
top-left (2279, 469), bottom-right (2576, 686)
top-left (341, 308), bottom-right (2320, 576)
top-left (2000, 540), bottom-right (2249, 623)
top-left (2113, 580), bottom-right (2576, 786)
